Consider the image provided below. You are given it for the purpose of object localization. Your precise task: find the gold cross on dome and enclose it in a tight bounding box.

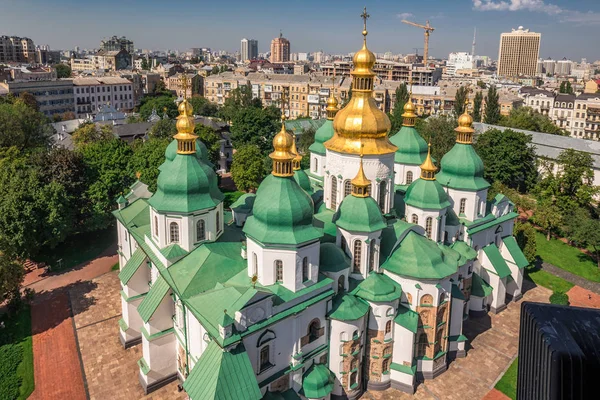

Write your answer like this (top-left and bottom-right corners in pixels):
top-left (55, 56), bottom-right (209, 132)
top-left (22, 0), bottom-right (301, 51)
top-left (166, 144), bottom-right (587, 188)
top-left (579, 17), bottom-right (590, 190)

top-left (361, 7), bottom-right (370, 35)
top-left (408, 78), bottom-right (414, 96)
top-left (181, 74), bottom-right (188, 100)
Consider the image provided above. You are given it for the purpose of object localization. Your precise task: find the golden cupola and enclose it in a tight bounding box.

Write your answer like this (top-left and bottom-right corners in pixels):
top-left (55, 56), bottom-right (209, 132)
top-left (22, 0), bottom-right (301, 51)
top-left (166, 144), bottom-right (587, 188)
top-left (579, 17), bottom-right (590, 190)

top-left (174, 77), bottom-right (198, 154)
top-left (351, 153), bottom-right (371, 197)
top-left (455, 102), bottom-right (475, 144)
top-left (420, 143), bottom-right (437, 180)
top-left (325, 8), bottom-right (397, 156)
top-left (325, 89), bottom-right (339, 120)
top-left (269, 116), bottom-right (295, 177)
top-left (402, 92), bottom-right (417, 127)
top-left (291, 134), bottom-right (303, 171)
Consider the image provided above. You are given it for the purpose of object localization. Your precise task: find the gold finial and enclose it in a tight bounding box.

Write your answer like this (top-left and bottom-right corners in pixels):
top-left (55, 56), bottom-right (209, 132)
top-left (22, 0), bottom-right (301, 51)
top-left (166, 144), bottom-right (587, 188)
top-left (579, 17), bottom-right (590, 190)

top-left (326, 76), bottom-right (339, 120)
top-left (360, 7), bottom-right (370, 38)
top-left (455, 92), bottom-right (474, 144)
top-left (291, 134), bottom-right (302, 171)
top-left (270, 119), bottom-right (295, 177)
top-left (402, 79), bottom-right (417, 126)
top-left (351, 145), bottom-right (371, 197)
top-left (181, 74), bottom-right (189, 100)
top-left (420, 142), bottom-right (437, 180)
top-left (174, 83), bottom-right (197, 154)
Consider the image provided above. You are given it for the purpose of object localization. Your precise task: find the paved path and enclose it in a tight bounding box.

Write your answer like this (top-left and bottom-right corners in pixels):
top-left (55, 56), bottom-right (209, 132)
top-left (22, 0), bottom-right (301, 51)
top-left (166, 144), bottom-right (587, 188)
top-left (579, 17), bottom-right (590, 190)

top-left (566, 285), bottom-right (600, 308)
top-left (540, 261), bottom-right (600, 294)
top-left (30, 292), bottom-right (87, 400)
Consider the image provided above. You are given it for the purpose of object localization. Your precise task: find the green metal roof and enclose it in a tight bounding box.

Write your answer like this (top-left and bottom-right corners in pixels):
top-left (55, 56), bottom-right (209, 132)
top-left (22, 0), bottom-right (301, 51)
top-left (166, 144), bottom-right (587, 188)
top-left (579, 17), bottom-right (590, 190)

top-left (302, 364), bottom-right (334, 399)
top-left (262, 389), bottom-right (301, 400)
top-left (160, 243), bottom-right (188, 260)
top-left (328, 294), bottom-right (369, 321)
top-left (394, 305), bottom-right (418, 333)
top-left (319, 243), bottom-right (350, 273)
top-left (445, 208), bottom-right (460, 226)
top-left (112, 198), bottom-right (150, 228)
top-left (471, 273), bottom-right (493, 297)
top-left (285, 119), bottom-right (325, 135)
top-left (390, 362), bottom-right (416, 376)
top-left (380, 220), bottom-right (414, 260)
top-left (382, 231), bottom-right (458, 280)
top-left (436, 143), bottom-right (490, 191)
top-left (451, 284), bottom-right (465, 301)
top-left (183, 341), bottom-right (261, 400)
top-left (230, 193), bottom-right (255, 211)
top-left (148, 151), bottom-right (224, 213)
top-left (118, 248), bottom-right (146, 284)
top-left (450, 240), bottom-right (478, 261)
top-left (389, 125), bottom-right (428, 165)
top-left (308, 120), bottom-right (333, 155)
top-left (243, 174), bottom-right (322, 246)
top-left (165, 138), bottom-right (211, 165)
top-left (482, 244), bottom-right (512, 278)
top-left (333, 195), bottom-right (387, 233)
top-left (138, 275), bottom-right (170, 323)
top-left (313, 205), bottom-right (337, 242)
top-left (502, 236), bottom-right (529, 268)
top-left (404, 178), bottom-right (451, 210)
top-left (352, 273), bottom-right (402, 303)
top-left (467, 212), bottom-right (519, 235)
top-left (293, 169), bottom-right (312, 193)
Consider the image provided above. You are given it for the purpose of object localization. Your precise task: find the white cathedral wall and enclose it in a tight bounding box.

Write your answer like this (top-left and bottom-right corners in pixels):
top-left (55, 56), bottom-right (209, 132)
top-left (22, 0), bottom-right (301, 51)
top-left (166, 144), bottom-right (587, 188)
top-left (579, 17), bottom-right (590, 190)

top-left (310, 152), bottom-right (326, 177)
top-left (448, 297), bottom-right (464, 343)
top-left (394, 163), bottom-right (421, 186)
top-left (323, 151), bottom-right (395, 213)
top-left (329, 318), bottom-right (366, 396)
top-left (404, 206), bottom-right (445, 242)
top-left (118, 220), bottom-right (134, 260)
top-left (121, 260), bottom-right (149, 299)
top-left (391, 326), bottom-right (415, 387)
top-left (500, 245), bottom-right (524, 296)
top-left (186, 312), bottom-right (209, 365)
top-left (477, 265), bottom-right (505, 311)
top-left (445, 188), bottom-right (488, 223)
top-left (384, 273), bottom-right (449, 311)
top-left (140, 333), bottom-right (177, 386)
top-left (337, 229), bottom-right (382, 280)
top-left (466, 218), bottom-right (516, 251)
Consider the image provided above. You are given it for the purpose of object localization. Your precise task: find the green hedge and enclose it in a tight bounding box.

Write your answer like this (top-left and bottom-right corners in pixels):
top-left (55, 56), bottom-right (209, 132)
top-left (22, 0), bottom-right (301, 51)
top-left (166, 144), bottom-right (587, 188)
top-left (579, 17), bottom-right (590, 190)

top-left (0, 344), bottom-right (24, 399)
top-left (549, 291), bottom-right (569, 305)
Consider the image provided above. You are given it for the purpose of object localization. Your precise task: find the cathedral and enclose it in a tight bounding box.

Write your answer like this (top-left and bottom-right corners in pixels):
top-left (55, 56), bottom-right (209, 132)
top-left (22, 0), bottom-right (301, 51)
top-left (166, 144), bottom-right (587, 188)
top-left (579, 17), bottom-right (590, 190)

top-left (114, 12), bottom-right (527, 400)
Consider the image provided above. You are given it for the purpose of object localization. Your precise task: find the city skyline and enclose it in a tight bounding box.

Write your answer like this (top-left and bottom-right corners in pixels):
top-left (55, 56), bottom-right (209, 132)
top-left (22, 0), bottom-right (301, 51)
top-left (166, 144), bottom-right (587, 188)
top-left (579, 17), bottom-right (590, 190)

top-left (1, 0), bottom-right (600, 60)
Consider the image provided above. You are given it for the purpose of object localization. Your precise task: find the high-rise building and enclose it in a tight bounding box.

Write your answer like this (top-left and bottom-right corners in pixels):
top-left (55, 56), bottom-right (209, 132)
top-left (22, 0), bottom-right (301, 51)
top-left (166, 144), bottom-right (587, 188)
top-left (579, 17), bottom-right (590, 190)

top-left (555, 58), bottom-right (573, 76)
top-left (270, 32), bottom-right (290, 63)
top-left (240, 38), bottom-right (258, 62)
top-left (0, 36), bottom-right (35, 63)
top-left (447, 52), bottom-right (474, 76)
top-left (100, 36), bottom-right (134, 54)
top-left (497, 26), bottom-right (540, 77)
top-left (543, 58), bottom-right (556, 75)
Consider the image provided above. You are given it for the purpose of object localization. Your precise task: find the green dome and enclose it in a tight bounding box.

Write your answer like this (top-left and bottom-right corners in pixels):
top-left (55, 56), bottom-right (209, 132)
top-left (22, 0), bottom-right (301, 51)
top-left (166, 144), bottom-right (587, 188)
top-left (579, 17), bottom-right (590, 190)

top-left (308, 120), bottom-right (334, 155)
top-left (333, 195), bottom-right (387, 233)
top-left (436, 143), bottom-right (490, 191)
top-left (319, 243), bottom-right (350, 273)
top-left (293, 169), bottom-right (312, 192)
top-left (382, 231), bottom-right (458, 279)
top-left (389, 126), bottom-right (428, 165)
top-left (302, 364), bottom-right (334, 399)
top-left (404, 178), bottom-right (451, 210)
top-left (165, 138), bottom-right (211, 165)
top-left (352, 272), bottom-right (403, 302)
top-left (243, 175), bottom-right (322, 245)
top-left (328, 294), bottom-right (369, 321)
top-left (148, 152), bottom-right (224, 213)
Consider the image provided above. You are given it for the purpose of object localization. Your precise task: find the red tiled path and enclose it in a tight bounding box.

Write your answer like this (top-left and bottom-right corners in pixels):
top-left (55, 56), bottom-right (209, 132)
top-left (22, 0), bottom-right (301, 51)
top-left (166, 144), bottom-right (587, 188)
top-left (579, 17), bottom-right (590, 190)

top-left (30, 292), bottom-right (86, 400)
top-left (567, 285), bottom-right (600, 309)
top-left (481, 389), bottom-right (511, 400)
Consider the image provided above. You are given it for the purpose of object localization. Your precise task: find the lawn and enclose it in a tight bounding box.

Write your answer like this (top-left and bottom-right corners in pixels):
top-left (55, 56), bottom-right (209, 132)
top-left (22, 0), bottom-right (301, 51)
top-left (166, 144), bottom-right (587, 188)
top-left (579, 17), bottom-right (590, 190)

top-left (525, 265), bottom-right (574, 293)
top-left (111, 262), bottom-right (120, 271)
top-left (535, 231), bottom-right (600, 283)
top-left (35, 227), bottom-right (116, 272)
top-left (0, 307), bottom-right (34, 400)
top-left (495, 357), bottom-right (518, 400)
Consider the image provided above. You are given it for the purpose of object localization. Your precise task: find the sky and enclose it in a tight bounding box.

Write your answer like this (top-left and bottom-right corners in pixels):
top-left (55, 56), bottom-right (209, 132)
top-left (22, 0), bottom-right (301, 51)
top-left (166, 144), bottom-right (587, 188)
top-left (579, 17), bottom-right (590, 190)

top-left (1, 0), bottom-right (600, 61)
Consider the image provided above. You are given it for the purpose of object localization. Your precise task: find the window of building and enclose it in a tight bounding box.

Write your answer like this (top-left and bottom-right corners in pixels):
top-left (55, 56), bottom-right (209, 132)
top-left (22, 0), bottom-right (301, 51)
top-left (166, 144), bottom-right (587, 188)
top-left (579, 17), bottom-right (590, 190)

top-left (411, 214), bottom-right (418, 224)
top-left (379, 181), bottom-right (387, 211)
top-left (302, 257), bottom-right (309, 281)
top-left (196, 219), bottom-right (205, 242)
top-left (169, 222), bottom-right (179, 243)
top-left (343, 179), bottom-right (352, 198)
top-left (385, 320), bottom-right (392, 335)
top-left (382, 358), bottom-right (390, 372)
top-left (216, 211), bottom-right (220, 233)
top-left (330, 177), bottom-right (338, 211)
top-left (252, 253), bottom-right (258, 276)
top-left (406, 171), bottom-right (413, 184)
top-left (308, 319), bottom-right (322, 342)
top-left (369, 240), bottom-right (376, 272)
top-left (154, 216), bottom-right (158, 237)
top-left (259, 345), bottom-right (271, 372)
top-left (275, 260), bottom-right (283, 283)
top-left (459, 198), bottom-right (466, 215)
top-left (417, 333), bottom-right (428, 357)
top-left (420, 294), bottom-right (433, 305)
top-left (313, 158), bottom-right (318, 172)
top-left (353, 240), bottom-right (362, 273)
top-left (425, 217), bottom-right (433, 239)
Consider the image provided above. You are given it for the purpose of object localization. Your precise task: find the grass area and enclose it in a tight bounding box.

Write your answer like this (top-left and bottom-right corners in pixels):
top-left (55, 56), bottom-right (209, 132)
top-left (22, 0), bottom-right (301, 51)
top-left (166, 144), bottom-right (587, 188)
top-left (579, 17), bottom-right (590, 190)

top-left (0, 307), bottom-right (34, 400)
top-left (111, 262), bottom-right (119, 271)
top-left (35, 227), bottom-right (116, 272)
top-left (495, 357), bottom-right (518, 400)
top-left (535, 231), bottom-right (600, 283)
top-left (525, 265), bottom-right (574, 293)
top-left (223, 190), bottom-right (245, 208)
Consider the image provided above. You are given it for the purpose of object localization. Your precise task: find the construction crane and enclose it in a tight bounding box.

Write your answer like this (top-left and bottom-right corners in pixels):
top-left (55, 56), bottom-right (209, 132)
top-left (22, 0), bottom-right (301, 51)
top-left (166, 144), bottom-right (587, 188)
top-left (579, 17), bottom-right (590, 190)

top-left (401, 19), bottom-right (435, 64)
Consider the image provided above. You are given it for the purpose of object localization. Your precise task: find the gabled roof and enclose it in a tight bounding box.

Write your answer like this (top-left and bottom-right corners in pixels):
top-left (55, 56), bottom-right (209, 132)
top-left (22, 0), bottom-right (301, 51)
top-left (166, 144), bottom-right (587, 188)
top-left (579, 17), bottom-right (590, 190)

top-left (183, 341), bottom-right (261, 400)
top-left (394, 305), bottom-right (418, 333)
top-left (471, 273), bottom-right (493, 297)
top-left (352, 273), bottom-right (402, 303)
top-left (449, 240), bottom-right (477, 261)
top-left (328, 294), bottom-right (369, 321)
top-left (301, 364), bottom-right (335, 399)
top-left (118, 248), bottom-right (146, 284)
top-left (138, 275), bottom-right (170, 323)
top-left (482, 244), bottom-right (512, 278)
top-left (502, 236), bottom-right (529, 268)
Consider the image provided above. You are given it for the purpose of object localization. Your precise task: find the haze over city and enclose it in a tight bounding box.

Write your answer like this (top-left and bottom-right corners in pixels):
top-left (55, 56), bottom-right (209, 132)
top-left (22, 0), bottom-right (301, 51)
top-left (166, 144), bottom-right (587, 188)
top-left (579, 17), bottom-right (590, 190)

top-left (2, 0), bottom-right (600, 60)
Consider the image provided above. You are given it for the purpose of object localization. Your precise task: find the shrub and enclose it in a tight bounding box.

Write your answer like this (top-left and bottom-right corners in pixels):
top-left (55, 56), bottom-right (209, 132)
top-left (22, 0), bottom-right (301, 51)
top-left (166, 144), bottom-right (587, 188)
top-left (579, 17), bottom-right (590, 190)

top-left (549, 291), bottom-right (569, 305)
top-left (0, 343), bottom-right (23, 399)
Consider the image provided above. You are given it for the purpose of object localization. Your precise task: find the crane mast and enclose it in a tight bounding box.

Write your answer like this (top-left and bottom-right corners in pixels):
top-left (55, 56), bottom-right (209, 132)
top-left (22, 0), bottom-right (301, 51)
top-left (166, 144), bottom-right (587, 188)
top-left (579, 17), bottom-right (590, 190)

top-left (401, 19), bottom-right (435, 64)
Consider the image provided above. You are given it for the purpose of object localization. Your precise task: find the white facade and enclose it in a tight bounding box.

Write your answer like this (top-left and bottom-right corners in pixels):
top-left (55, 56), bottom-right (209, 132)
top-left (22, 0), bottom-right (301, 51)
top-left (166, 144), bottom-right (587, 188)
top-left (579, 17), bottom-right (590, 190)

top-left (447, 52), bottom-right (473, 76)
top-left (73, 76), bottom-right (134, 117)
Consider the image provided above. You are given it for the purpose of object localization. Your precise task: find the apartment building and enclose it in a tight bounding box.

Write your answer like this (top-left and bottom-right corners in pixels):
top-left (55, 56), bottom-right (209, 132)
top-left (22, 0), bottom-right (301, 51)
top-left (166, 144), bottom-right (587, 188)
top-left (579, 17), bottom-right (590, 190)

top-left (270, 33), bottom-right (290, 63)
top-left (100, 36), bottom-right (134, 54)
top-left (73, 76), bottom-right (134, 117)
top-left (0, 36), bottom-right (35, 63)
top-left (166, 73), bottom-right (202, 98)
top-left (3, 66), bottom-right (57, 81)
top-left (321, 60), bottom-right (441, 85)
top-left (497, 26), bottom-right (540, 77)
top-left (0, 79), bottom-right (74, 117)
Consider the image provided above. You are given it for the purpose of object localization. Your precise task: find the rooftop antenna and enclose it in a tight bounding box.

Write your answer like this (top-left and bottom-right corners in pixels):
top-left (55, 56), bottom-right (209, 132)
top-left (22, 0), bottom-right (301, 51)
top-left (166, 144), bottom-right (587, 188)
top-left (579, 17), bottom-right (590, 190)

top-left (472, 27), bottom-right (477, 57)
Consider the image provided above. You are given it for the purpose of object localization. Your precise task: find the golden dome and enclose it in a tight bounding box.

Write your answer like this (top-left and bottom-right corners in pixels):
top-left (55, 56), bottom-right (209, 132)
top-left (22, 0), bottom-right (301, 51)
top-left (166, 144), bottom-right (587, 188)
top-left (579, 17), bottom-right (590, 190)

top-left (173, 98), bottom-right (198, 154)
top-left (325, 9), bottom-right (397, 156)
top-left (420, 143), bottom-right (437, 180)
top-left (403, 99), bottom-right (416, 115)
top-left (269, 122), bottom-right (295, 177)
top-left (351, 154), bottom-right (371, 198)
top-left (178, 99), bottom-right (193, 116)
top-left (291, 134), bottom-right (302, 170)
top-left (455, 109), bottom-right (475, 144)
top-left (326, 86), bottom-right (339, 120)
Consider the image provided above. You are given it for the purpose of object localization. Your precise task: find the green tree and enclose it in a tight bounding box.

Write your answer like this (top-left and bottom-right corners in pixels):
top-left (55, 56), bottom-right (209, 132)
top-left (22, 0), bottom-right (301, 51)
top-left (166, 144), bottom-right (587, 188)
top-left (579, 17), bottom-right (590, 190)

top-left (194, 124), bottom-right (222, 166)
top-left (140, 58), bottom-right (149, 71)
top-left (571, 216), bottom-right (600, 268)
top-left (474, 128), bottom-right (537, 192)
top-left (389, 83), bottom-right (409, 134)
top-left (55, 63), bottom-right (72, 78)
top-left (153, 80), bottom-right (170, 96)
top-left (0, 254), bottom-right (24, 305)
top-left (148, 118), bottom-right (176, 139)
top-left (473, 91), bottom-right (483, 122)
top-left (18, 92), bottom-right (38, 111)
top-left (188, 95), bottom-right (218, 117)
top-left (130, 138), bottom-right (170, 192)
top-left (418, 115), bottom-right (457, 161)
top-left (454, 86), bottom-right (468, 117)
top-left (72, 123), bottom-right (113, 148)
top-left (532, 198), bottom-right (562, 241)
top-left (230, 105), bottom-right (280, 151)
top-left (500, 107), bottom-right (567, 135)
top-left (79, 139), bottom-right (134, 231)
top-left (476, 80), bottom-right (486, 89)
top-left (218, 84), bottom-right (261, 123)
top-left (559, 81), bottom-right (566, 93)
top-left (513, 221), bottom-right (536, 264)
top-left (139, 95), bottom-right (177, 120)
top-left (484, 85), bottom-right (501, 124)
top-left (297, 128), bottom-right (316, 153)
top-left (230, 145), bottom-right (267, 192)
top-left (0, 100), bottom-right (52, 151)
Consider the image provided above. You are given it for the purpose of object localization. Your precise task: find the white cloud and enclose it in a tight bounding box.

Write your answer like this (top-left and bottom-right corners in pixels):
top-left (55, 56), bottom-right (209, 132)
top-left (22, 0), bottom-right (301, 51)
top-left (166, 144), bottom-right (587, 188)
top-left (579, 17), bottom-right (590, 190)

top-left (472, 0), bottom-right (600, 25)
top-left (397, 12), bottom-right (414, 19)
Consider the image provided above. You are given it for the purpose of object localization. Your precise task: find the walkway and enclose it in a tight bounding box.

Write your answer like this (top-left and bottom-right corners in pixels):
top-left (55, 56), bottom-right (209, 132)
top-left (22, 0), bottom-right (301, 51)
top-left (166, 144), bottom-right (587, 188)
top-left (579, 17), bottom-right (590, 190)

top-left (566, 286), bottom-right (600, 308)
top-left (540, 261), bottom-right (600, 294)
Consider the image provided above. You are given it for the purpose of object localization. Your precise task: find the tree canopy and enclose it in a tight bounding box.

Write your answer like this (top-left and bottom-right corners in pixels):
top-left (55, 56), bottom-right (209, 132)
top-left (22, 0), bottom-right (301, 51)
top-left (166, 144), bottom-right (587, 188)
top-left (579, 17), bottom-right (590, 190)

top-left (389, 83), bottom-right (409, 134)
top-left (139, 95), bottom-right (177, 120)
top-left (473, 91), bottom-right (483, 123)
top-left (484, 85), bottom-right (500, 125)
top-left (188, 95), bottom-right (218, 117)
top-left (55, 63), bottom-right (72, 78)
top-left (148, 118), bottom-right (176, 139)
top-left (0, 100), bottom-right (52, 151)
top-left (230, 105), bottom-right (281, 151)
top-left (416, 115), bottom-right (457, 162)
top-left (499, 107), bottom-right (567, 135)
top-left (129, 138), bottom-right (170, 193)
top-left (72, 123), bottom-right (114, 148)
top-left (230, 145), bottom-right (267, 192)
top-left (194, 124), bottom-right (222, 166)
top-left (454, 86), bottom-right (468, 117)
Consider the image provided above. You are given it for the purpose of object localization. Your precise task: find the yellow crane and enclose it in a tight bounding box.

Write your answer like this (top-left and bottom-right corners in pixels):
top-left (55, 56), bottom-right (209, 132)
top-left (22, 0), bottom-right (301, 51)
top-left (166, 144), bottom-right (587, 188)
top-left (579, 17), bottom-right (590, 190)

top-left (401, 19), bottom-right (435, 64)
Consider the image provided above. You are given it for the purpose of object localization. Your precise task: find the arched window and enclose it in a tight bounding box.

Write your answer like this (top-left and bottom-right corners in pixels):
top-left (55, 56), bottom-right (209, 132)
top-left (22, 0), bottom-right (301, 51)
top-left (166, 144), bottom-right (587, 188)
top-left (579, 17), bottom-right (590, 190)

top-left (350, 371), bottom-right (358, 387)
top-left (352, 330), bottom-right (359, 339)
top-left (343, 180), bottom-right (352, 198)
top-left (216, 211), bottom-right (220, 233)
top-left (459, 198), bottom-right (466, 215)
top-left (154, 215), bottom-right (158, 236)
top-left (330, 177), bottom-right (338, 211)
top-left (411, 214), bottom-right (418, 224)
top-left (259, 345), bottom-right (271, 372)
top-left (313, 158), bottom-right (318, 172)
top-left (435, 327), bottom-right (445, 353)
top-left (406, 293), bottom-right (412, 304)
top-left (378, 181), bottom-right (387, 211)
top-left (369, 240), bottom-right (376, 272)
top-left (308, 319), bottom-right (322, 342)
top-left (275, 260), bottom-right (283, 283)
top-left (406, 171), bottom-right (413, 184)
top-left (353, 240), bottom-right (362, 273)
top-left (338, 275), bottom-right (345, 293)
top-left (196, 219), bottom-right (205, 242)
top-left (302, 257), bottom-right (309, 281)
top-left (351, 358), bottom-right (358, 370)
top-left (425, 217), bottom-right (433, 239)
top-left (420, 294), bottom-right (433, 306)
top-left (385, 320), bottom-right (392, 335)
top-left (252, 253), bottom-right (258, 276)
top-left (169, 222), bottom-right (179, 243)
top-left (417, 333), bottom-right (428, 357)
top-left (382, 358), bottom-right (390, 372)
